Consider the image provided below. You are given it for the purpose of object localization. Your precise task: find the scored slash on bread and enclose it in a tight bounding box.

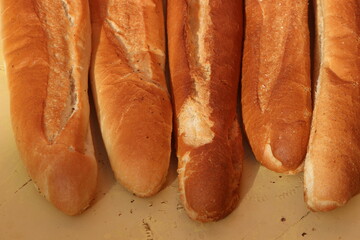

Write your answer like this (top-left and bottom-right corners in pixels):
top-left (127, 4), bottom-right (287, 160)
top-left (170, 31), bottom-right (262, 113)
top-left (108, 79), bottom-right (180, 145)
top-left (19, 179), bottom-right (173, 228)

top-left (1, 0), bottom-right (98, 215)
top-left (167, 0), bottom-right (244, 222)
top-left (241, 0), bottom-right (312, 174)
top-left (89, 0), bottom-right (173, 197)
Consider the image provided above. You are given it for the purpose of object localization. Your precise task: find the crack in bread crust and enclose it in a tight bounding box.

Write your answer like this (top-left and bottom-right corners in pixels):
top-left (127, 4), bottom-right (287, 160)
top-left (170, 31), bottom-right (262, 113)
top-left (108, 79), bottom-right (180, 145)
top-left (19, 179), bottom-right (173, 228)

top-left (104, 0), bottom-right (165, 87)
top-left (35, 0), bottom-right (80, 143)
top-left (256, 1), bottom-right (301, 112)
top-left (178, 0), bottom-right (214, 148)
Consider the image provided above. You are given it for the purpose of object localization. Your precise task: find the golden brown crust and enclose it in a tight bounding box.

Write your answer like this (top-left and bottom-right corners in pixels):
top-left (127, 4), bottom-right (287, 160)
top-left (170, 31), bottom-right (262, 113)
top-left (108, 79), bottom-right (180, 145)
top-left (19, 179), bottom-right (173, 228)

top-left (1, 0), bottom-right (97, 215)
top-left (304, 0), bottom-right (360, 211)
top-left (90, 0), bottom-right (172, 197)
top-left (168, 0), bottom-right (243, 222)
top-left (241, 0), bottom-right (312, 174)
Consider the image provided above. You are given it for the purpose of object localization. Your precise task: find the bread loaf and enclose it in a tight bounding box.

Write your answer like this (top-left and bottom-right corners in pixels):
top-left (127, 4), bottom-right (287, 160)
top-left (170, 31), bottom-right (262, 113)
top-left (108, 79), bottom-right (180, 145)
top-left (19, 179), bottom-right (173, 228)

top-left (89, 0), bottom-right (173, 197)
top-left (304, 0), bottom-right (360, 211)
top-left (167, 0), bottom-right (244, 222)
top-left (1, 0), bottom-right (97, 215)
top-left (241, 0), bottom-right (312, 174)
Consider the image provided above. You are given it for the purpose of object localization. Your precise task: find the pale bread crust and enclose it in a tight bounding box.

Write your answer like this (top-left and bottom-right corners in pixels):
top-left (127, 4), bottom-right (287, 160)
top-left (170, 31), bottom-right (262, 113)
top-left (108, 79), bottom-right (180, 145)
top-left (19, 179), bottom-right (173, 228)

top-left (90, 0), bottom-right (172, 197)
top-left (1, 0), bottom-right (97, 215)
top-left (241, 0), bottom-right (312, 174)
top-left (168, 0), bottom-right (243, 222)
top-left (304, 0), bottom-right (360, 211)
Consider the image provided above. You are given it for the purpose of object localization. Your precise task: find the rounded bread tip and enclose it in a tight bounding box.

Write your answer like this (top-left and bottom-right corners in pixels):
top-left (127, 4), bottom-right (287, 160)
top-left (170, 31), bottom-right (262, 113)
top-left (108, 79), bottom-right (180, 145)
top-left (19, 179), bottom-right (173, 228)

top-left (180, 148), bottom-right (240, 222)
top-left (261, 142), bottom-right (304, 175)
top-left (116, 171), bottom-right (166, 198)
top-left (38, 150), bottom-right (98, 216)
top-left (305, 195), bottom-right (344, 213)
top-left (109, 143), bottom-right (170, 198)
top-left (183, 194), bottom-right (237, 222)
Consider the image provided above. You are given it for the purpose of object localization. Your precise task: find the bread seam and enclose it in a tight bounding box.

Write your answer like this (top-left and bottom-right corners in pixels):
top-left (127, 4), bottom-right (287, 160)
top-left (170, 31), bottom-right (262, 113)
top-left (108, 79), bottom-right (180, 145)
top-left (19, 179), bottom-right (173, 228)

top-left (304, 0), bottom-right (324, 207)
top-left (60, 0), bottom-right (74, 25)
top-left (256, 1), bottom-right (291, 113)
top-left (99, 75), bottom-right (167, 92)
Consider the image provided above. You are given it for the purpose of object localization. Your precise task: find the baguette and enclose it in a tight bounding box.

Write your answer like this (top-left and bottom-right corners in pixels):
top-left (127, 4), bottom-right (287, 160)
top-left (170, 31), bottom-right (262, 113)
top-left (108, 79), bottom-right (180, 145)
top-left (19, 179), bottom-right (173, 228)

top-left (89, 0), bottom-right (172, 197)
top-left (241, 0), bottom-right (312, 174)
top-left (167, 0), bottom-right (244, 222)
top-left (304, 0), bottom-right (360, 211)
top-left (1, 0), bottom-right (97, 215)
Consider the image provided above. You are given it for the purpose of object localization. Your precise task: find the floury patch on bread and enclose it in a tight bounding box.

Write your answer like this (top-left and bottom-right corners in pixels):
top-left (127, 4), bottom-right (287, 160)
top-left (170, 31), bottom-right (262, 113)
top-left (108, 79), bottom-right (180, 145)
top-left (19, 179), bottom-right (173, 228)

top-left (1, 0), bottom-right (97, 215)
top-left (167, 0), bottom-right (244, 222)
top-left (304, 0), bottom-right (360, 212)
top-left (89, 0), bottom-right (173, 197)
top-left (241, 0), bottom-right (312, 174)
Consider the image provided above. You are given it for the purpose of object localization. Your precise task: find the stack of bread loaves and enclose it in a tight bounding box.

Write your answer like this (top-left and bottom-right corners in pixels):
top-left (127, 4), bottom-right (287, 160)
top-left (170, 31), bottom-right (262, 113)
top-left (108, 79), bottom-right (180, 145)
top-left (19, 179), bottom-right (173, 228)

top-left (1, 0), bottom-right (359, 221)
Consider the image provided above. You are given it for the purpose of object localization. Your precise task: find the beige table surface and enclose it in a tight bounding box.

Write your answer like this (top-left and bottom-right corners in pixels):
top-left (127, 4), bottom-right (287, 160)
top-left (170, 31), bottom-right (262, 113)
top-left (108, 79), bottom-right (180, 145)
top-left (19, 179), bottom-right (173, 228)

top-left (1, 46), bottom-right (360, 240)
